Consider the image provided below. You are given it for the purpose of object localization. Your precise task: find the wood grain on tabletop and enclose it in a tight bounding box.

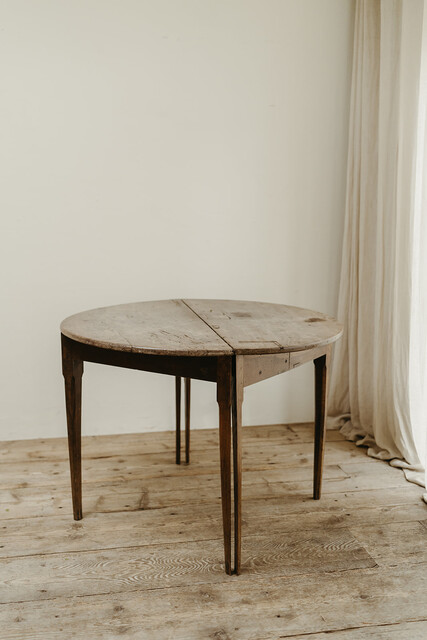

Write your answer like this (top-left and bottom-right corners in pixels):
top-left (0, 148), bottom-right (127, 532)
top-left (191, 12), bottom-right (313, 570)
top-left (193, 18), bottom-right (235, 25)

top-left (60, 298), bottom-right (342, 356)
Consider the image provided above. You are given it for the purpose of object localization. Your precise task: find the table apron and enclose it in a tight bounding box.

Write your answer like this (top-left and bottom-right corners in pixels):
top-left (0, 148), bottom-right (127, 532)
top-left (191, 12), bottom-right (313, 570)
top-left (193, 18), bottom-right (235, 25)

top-left (61, 335), bottom-right (221, 382)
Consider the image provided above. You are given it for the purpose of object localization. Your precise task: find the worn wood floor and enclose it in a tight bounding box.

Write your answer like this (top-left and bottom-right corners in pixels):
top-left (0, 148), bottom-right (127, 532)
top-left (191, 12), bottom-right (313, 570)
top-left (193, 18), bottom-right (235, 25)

top-left (0, 423), bottom-right (426, 639)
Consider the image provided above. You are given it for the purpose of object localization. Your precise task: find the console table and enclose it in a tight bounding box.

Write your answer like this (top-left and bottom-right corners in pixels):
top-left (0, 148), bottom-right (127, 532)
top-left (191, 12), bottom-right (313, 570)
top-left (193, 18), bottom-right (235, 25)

top-left (61, 299), bottom-right (342, 575)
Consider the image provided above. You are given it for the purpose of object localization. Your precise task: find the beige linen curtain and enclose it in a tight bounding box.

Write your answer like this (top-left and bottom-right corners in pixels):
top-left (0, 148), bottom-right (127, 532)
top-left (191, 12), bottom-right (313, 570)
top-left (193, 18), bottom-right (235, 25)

top-left (329, 0), bottom-right (427, 502)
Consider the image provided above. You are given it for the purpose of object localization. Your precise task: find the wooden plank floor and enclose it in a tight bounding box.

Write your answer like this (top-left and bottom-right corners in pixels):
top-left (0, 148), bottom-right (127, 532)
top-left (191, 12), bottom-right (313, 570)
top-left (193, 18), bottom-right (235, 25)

top-left (0, 423), bottom-right (426, 639)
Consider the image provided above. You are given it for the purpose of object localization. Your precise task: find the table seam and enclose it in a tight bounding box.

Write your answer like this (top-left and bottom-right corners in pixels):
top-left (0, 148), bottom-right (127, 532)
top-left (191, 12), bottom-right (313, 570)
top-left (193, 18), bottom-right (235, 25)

top-left (181, 299), bottom-right (235, 354)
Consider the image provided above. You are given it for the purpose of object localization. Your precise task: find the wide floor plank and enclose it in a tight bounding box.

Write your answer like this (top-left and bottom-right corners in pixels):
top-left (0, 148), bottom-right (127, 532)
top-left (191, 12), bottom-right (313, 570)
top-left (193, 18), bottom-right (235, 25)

top-left (0, 529), bottom-right (375, 604)
top-left (1, 472), bottom-right (418, 521)
top-left (2, 498), bottom-right (426, 560)
top-left (0, 566), bottom-right (426, 639)
top-left (0, 423), bottom-right (311, 463)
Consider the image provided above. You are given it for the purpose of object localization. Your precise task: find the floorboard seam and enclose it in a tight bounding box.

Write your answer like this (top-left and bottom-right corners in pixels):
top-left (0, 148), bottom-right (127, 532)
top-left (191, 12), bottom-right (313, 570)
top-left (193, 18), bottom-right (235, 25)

top-left (0, 564), bottom-right (398, 607)
top-left (276, 618), bottom-right (427, 638)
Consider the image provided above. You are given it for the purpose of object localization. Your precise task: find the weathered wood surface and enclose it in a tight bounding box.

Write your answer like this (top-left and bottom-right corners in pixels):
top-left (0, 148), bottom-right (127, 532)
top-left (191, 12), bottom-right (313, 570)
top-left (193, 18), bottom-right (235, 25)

top-left (289, 345), bottom-right (328, 369)
top-left (1, 472), bottom-right (421, 521)
top-left (2, 497), bottom-right (426, 560)
top-left (0, 451), bottom-right (353, 490)
top-left (242, 352), bottom-right (290, 387)
top-left (0, 566), bottom-right (426, 639)
top-left (3, 461), bottom-right (415, 522)
top-left (60, 299), bottom-right (342, 357)
top-left (60, 299), bottom-right (233, 356)
top-left (0, 423), bottom-right (335, 463)
top-left (0, 529), bottom-right (375, 604)
top-left (349, 521), bottom-right (427, 566)
top-left (284, 621), bottom-right (427, 639)
top-left (0, 436), bottom-right (419, 525)
top-left (0, 429), bottom-right (379, 482)
top-left (1, 424), bottom-right (425, 638)
top-left (184, 299), bottom-right (343, 354)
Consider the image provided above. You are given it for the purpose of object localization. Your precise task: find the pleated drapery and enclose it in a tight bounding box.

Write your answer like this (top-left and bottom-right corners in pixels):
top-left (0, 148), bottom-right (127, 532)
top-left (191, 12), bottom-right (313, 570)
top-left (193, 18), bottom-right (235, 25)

top-left (329, 0), bottom-right (427, 502)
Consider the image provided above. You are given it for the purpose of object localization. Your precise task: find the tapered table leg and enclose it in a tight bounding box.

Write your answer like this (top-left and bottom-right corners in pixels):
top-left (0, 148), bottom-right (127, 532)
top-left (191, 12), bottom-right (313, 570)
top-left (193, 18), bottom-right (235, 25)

top-left (62, 336), bottom-right (84, 520)
top-left (185, 378), bottom-right (191, 464)
top-left (313, 349), bottom-right (330, 500)
top-left (217, 357), bottom-right (233, 575)
top-left (175, 377), bottom-right (181, 464)
top-left (232, 355), bottom-right (244, 574)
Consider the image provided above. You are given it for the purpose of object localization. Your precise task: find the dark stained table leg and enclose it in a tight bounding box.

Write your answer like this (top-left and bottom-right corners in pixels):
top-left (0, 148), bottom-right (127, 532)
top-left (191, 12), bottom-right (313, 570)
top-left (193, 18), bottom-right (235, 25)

top-left (175, 376), bottom-right (181, 465)
top-left (232, 355), bottom-right (244, 575)
top-left (217, 356), bottom-right (233, 575)
top-left (62, 336), bottom-right (84, 520)
top-left (185, 378), bottom-right (191, 464)
top-left (313, 348), bottom-right (330, 500)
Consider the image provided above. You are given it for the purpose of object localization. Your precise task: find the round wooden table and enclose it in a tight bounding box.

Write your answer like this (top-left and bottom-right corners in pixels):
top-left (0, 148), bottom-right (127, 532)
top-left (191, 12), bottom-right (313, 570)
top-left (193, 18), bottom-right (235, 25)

top-left (61, 299), bottom-right (342, 575)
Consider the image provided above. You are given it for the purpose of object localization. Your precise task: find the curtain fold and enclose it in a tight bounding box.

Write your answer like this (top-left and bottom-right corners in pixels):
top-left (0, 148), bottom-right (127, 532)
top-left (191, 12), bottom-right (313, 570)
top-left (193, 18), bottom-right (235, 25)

top-left (329, 0), bottom-right (427, 502)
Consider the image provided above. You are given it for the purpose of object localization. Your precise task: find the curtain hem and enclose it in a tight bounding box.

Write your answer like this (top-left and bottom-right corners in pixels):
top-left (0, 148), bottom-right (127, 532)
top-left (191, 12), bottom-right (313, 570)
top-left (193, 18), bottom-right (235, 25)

top-left (327, 414), bottom-right (427, 504)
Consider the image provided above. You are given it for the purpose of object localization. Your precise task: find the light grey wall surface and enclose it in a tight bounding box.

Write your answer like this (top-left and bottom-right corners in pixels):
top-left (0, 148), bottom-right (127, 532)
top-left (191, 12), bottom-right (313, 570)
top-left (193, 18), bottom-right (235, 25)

top-left (0, 0), bottom-right (354, 439)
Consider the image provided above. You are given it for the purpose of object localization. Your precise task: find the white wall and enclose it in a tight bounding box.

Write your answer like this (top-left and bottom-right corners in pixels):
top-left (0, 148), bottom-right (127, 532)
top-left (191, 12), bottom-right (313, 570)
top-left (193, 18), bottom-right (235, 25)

top-left (0, 0), bottom-right (354, 440)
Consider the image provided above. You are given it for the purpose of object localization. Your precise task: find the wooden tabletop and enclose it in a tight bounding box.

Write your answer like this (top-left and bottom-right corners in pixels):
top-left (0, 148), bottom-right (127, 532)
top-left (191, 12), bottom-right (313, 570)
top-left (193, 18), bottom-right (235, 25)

top-left (60, 299), bottom-right (343, 357)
